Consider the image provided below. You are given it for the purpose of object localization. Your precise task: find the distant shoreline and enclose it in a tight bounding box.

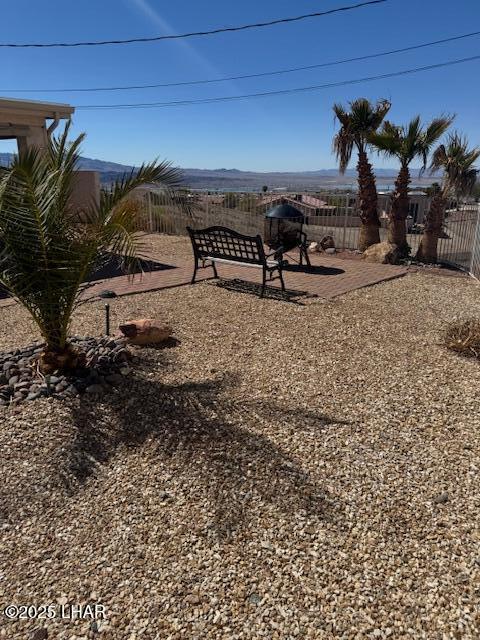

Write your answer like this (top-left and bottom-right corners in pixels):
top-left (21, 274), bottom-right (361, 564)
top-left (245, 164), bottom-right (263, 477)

top-left (187, 181), bottom-right (432, 193)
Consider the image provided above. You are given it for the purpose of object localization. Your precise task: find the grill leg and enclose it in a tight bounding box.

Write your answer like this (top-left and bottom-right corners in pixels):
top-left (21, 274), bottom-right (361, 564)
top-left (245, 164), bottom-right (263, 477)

top-left (299, 243), bottom-right (311, 268)
top-left (303, 245), bottom-right (312, 268)
top-left (211, 261), bottom-right (218, 278)
top-left (278, 268), bottom-right (286, 291)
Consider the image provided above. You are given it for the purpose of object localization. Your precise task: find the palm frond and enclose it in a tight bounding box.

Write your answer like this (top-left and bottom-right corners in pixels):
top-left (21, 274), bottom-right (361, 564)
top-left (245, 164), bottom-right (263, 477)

top-left (370, 114), bottom-right (453, 172)
top-left (430, 131), bottom-right (480, 198)
top-left (332, 103), bottom-right (349, 127)
top-left (369, 127), bottom-right (402, 158)
top-left (98, 160), bottom-right (183, 222)
top-left (0, 124), bottom-right (188, 355)
top-left (332, 97), bottom-right (390, 170)
top-left (332, 129), bottom-right (354, 174)
top-left (371, 99), bottom-right (392, 129)
top-left (423, 115), bottom-right (455, 148)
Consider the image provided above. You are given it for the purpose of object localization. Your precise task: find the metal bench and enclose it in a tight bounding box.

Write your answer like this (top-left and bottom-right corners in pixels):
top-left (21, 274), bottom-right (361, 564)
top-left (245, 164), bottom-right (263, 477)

top-left (187, 225), bottom-right (285, 298)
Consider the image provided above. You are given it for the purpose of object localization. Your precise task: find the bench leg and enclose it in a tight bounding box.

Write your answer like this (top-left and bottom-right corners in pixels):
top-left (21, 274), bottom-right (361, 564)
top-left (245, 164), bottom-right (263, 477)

top-left (260, 268), bottom-right (267, 298)
top-left (191, 259), bottom-right (198, 284)
top-left (212, 261), bottom-right (218, 278)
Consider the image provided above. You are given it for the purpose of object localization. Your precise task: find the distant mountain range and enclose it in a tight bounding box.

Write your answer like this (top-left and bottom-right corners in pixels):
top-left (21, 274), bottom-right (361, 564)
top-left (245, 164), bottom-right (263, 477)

top-left (0, 153), bottom-right (436, 190)
top-left (177, 167), bottom-right (435, 190)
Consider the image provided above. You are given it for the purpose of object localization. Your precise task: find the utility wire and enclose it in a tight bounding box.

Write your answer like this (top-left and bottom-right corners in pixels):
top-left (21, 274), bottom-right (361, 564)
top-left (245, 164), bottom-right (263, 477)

top-left (0, 1), bottom-right (386, 48)
top-left (75, 54), bottom-right (480, 110)
top-left (3, 30), bottom-right (479, 93)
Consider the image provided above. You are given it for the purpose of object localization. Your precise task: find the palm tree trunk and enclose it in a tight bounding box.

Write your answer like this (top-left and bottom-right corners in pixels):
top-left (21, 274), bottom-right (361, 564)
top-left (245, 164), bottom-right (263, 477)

top-left (38, 325), bottom-right (86, 374)
top-left (416, 192), bottom-right (446, 263)
top-left (39, 342), bottom-right (86, 374)
top-left (357, 149), bottom-right (380, 251)
top-left (359, 223), bottom-right (382, 250)
top-left (388, 164), bottom-right (410, 255)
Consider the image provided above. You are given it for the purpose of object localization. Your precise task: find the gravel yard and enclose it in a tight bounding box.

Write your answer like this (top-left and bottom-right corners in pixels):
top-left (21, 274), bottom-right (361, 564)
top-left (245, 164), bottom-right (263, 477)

top-left (1, 236), bottom-right (479, 639)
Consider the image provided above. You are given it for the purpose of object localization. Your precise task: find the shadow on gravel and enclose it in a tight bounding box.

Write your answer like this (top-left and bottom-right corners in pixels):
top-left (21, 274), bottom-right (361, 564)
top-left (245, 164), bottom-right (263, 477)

top-left (63, 371), bottom-right (346, 535)
top-left (139, 336), bottom-right (181, 350)
top-left (212, 278), bottom-right (313, 303)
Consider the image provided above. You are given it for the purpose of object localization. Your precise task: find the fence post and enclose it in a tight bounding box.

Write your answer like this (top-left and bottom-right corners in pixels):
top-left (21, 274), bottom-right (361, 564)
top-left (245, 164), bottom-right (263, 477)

top-left (147, 191), bottom-right (153, 231)
top-left (342, 194), bottom-right (348, 250)
top-left (470, 203), bottom-right (480, 278)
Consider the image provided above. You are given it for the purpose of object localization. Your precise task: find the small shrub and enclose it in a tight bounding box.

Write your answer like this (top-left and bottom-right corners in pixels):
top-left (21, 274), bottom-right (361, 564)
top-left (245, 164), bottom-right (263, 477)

top-left (444, 319), bottom-right (480, 359)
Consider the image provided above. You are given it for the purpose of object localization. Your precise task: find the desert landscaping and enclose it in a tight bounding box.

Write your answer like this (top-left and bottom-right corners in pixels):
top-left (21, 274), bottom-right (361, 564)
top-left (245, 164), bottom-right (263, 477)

top-left (1, 234), bottom-right (479, 638)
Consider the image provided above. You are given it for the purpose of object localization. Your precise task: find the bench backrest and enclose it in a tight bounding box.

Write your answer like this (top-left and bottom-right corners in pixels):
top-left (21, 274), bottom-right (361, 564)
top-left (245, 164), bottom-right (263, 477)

top-left (187, 226), bottom-right (266, 265)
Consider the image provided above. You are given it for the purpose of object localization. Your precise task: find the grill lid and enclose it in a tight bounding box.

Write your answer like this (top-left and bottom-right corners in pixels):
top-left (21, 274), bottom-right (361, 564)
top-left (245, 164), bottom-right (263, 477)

top-left (265, 203), bottom-right (304, 220)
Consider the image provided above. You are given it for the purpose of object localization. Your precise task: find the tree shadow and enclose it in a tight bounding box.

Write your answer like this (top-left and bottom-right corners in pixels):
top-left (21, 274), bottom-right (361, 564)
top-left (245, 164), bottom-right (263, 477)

top-left (61, 371), bottom-right (346, 537)
top-left (0, 252), bottom-right (177, 300)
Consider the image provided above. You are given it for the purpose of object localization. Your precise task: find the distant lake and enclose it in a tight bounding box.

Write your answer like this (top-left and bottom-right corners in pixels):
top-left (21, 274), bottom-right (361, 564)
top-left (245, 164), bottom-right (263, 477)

top-left (191, 182), bottom-right (429, 194)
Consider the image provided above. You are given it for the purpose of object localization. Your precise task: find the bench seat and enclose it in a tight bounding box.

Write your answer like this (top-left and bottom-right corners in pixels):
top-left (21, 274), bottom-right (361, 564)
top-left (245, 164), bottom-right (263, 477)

top-left (203, 256), bottom-right (282, 269)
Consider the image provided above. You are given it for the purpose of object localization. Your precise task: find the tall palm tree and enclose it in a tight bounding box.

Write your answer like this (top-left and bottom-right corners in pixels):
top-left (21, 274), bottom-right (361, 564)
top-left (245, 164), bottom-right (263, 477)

top-left (0, 124), bottom-right (186, 373)
top-left (416, 133), bottom-right (480, 263)
top-left (332, 98), bottom-right (391, 250)
top-left (370, 115), bottom-right (453, 255)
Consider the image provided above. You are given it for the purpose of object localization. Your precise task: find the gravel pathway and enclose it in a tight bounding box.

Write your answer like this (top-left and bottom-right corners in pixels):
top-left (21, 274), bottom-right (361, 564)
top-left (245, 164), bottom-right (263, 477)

top-left (0, 242), bottom-right (479, 638)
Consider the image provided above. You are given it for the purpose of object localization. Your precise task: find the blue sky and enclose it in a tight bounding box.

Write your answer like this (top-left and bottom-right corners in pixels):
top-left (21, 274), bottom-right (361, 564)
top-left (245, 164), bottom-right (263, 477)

top-left (1, 0), bottom-right (479, 171)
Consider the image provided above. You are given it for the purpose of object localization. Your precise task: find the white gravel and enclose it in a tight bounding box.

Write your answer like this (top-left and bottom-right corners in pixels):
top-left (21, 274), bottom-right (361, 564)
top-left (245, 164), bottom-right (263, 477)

top-left (0, 236), bottom-right (479, 639)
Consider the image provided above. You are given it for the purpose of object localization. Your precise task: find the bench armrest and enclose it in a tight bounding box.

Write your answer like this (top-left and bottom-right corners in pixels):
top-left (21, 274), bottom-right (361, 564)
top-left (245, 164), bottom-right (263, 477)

top-left (265, 246), bottom-right (284, 260)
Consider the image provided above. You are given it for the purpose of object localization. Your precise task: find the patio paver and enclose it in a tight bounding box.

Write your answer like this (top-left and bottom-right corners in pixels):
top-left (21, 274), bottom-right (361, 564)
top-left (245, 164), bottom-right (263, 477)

top-left (0, 252), bottom-right (408, 309)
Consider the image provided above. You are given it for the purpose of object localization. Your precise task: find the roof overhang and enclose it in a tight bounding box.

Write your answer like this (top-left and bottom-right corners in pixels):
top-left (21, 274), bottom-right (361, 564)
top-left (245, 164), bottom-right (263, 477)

top-left (0, 97), bottom-right (74, 121)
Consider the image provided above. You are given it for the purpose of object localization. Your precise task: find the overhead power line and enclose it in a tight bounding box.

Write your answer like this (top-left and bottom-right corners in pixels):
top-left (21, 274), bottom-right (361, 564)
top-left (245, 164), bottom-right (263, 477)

top-left (3, 30), bottom-right (479, 93)
top-left (75, 54), bottom-right (480, 110)
top-left (0, 1), bottom-right (386, 48)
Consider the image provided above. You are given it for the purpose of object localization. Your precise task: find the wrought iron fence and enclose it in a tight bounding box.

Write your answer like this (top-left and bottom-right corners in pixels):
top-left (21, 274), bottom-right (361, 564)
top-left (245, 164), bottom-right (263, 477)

top-left (141, 189), bottom-right (480, 278)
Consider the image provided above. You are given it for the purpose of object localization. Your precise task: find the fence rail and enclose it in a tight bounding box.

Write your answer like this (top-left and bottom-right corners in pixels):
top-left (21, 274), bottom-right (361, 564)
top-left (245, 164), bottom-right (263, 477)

top-left (141, 190), bottom-right (480, 279)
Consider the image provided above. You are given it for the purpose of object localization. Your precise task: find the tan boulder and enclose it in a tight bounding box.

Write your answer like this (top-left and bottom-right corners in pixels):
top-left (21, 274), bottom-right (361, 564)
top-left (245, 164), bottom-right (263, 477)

top-left (119, 318), bottom-right (172, 345)
top-left (363, 241), bottom-right (400, 265)
top-left (308, 241), bottom-right (319, 254)
top-left (320, 235), bottom-right (335, 251)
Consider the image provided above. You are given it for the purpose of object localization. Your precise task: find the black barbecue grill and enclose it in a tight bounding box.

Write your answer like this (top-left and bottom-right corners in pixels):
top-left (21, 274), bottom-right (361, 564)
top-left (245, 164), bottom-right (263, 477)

top-left (264, 202), bottom-right (311, 266)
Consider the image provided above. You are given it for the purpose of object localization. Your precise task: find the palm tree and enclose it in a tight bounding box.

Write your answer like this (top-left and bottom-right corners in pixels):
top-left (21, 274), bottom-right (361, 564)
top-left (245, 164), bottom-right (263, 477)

top-left (0, 124), bottom-right (186, 373)
top-left (332, 98), bottom-right (391, 250)
top-left (416, 133), bottom-right (480, 263)
top-left (370, 115), bottom-right (453, 255)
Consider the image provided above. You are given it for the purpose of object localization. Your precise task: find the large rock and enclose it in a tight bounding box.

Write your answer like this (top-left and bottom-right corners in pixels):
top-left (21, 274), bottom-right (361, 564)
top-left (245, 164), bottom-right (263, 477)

top-left (320, 235), bottom-right (335, 251)
top-left (119, 318), bottom-right (173, 346)
top-left (363, 241), bottom-right (401, 265)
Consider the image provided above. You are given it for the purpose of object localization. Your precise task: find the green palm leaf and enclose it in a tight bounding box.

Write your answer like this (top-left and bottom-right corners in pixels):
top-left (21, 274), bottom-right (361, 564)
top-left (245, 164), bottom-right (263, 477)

top-left (332, 98), bottom-right (391, 174)
top-left (0, 125), bottom-right (191, 371)
top-left (431, 132), bottom-right (480, 198)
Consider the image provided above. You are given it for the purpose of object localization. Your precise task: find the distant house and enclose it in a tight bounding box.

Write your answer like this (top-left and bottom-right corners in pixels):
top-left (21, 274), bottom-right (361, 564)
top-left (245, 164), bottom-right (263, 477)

top-left (258, 193), bottom-right (337, 218)
top-left (377, 191), bottom-right (431, 224)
